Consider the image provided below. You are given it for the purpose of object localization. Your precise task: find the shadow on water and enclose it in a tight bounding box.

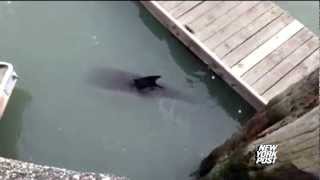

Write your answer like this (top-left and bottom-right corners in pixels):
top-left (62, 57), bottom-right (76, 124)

top-left (135, 2), bottom-right (255, 124)
top-left (0, 88), bottom-right (32, 159)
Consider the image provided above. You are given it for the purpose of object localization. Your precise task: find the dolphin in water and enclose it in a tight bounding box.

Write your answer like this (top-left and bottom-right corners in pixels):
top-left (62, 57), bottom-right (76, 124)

top-left (87, 67), bottom-right (195, 103)
top-left (133, 75), bottom-right (163, 91)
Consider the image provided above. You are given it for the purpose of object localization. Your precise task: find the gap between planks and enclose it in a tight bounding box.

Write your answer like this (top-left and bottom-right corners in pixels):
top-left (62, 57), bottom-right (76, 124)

top-left (169, 1), bottom-right (204, 19)
top-left (187, 1), bottom-right (242, 33)
top-left (253, 36), bottom-right (319, 95)
top-left (223, 13), bottom-right (294, 67)
top-left (204, 2), bottom-right (275, 51)
top-left (213, 6), bottom-right (284, 59)
top-left (231, 20), bottom-right (304, 77)
top-left (263, 49), bottom-right (319, 101)
top-left (242, 28), bottom-right (314, 86)
top-left (177, 1), bottom-right (223, 25)
top-left (197, 1), bottom-right (260, 41)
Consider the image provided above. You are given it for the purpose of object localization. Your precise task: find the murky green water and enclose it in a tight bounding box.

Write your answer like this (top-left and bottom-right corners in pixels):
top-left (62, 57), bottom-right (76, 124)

top-left (275, 1), bottom-right (319, 35)
top-left (0, 2), bottom-right (254, 179)
top-left (0, 1), bottom-right (317, 180)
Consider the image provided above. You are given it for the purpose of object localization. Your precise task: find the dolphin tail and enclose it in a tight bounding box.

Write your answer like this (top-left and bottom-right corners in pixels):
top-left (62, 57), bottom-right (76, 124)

top-left (189, 169), bottom-right (200, 178)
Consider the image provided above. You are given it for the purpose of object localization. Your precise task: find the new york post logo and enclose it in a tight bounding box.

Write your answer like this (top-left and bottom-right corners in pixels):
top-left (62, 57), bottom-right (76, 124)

top-left (255, 144), bottom-right (278, 165)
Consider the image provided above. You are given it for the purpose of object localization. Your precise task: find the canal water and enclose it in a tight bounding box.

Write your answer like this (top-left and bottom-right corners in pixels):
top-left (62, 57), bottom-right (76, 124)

top-left (0, 1), bottom-right (317, 180)
top-left (275, 1), bottom-right (319, 35)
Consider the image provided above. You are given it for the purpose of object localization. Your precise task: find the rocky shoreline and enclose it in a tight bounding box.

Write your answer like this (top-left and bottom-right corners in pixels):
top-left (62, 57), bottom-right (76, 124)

top-left (0, 157), bottom-right (128, 180)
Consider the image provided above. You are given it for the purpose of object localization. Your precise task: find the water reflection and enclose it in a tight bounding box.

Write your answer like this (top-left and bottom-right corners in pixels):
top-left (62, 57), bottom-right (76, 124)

top-left (135, 2), bottom-right (255, 124)
top-left (0, 88), bottom-right (32, 159)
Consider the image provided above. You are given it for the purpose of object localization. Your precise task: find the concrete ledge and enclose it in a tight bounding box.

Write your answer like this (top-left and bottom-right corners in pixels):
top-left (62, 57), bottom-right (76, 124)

top-left (0, 157), bottom-right (128, 180)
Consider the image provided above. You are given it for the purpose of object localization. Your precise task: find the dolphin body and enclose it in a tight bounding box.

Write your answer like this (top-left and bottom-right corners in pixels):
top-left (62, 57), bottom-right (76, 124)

top-left (87, 67), bottom-right (195, 103)
top-left (133, 75), bottom-right (163, 91)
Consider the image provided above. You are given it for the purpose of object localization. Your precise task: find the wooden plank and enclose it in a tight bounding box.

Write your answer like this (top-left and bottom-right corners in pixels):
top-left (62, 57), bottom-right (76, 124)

top-left (213, 6), bottom-right (283, 58)
top-left (197, 1), bottom-right (260, 41)
top-left (246, 106), bottom-right (320, 175)
top-left (222, 13), bottom-right (293, 67)
top-left (242, 28), bottom-right (314, 85)
top-left (277, 127), bottom-right (319, 158)
top-left (247, 106), bottom-right (319, 147)
top-left (205, 2), bottom-right (274, 49)
top-left (232, 20), bottom-right (304, 76)
top-left (253, 36), bottom-right (319, 95)
top-left (156, 1), bottom-right (166, 6)
top-left (278, 138), bottom-right (319, 161)
top-left (278, 133), bottom-right (319, 160)
top-left (278, 141), bottom-right (319, 169)
top-left (158, 1), bottom-right (183, 11)
top-left (263, 49), bottom-right (319, 101)
top-left (291, 146), bottom-right (319, 170)
top-left (169, 1), bottom-right (203, 19)
top-left (304, 161), bottom-right (320, 175)
top-left (277, 143), bottom-right (320, 173)
top-left (141, 1), bottom-right (267, 109)
top-left (178, 1), bottom-right (223, 25)
top-left (187, 1), bottom-right (241, 33)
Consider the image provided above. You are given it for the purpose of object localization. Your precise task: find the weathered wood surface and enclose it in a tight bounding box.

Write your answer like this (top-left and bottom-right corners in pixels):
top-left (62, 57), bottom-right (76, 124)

top-left (247, 106), bottom-right (320, 176)
top-left (204, 2), bottom-right (274, 47)
top-left (263, 49), bottom-right (319, 101)
top-left (197, 1), bottom-right (260, 41)
top-left (242, 28), bottom-right (314, 85)
top-left (213, 6), bottom-right (284, 58)
top-left (141, 1), bottom-right (319, 111)
top-left (187, 1), bottom-right (241, 33)
top-left (223, 13), bottom-right (294, 67)
top-left (169, 1), bottom-right (203, 18)
top-left (177, 1), bottom-right (222, 25)
top-left (253, 37), bottom-right (319, 94)
top-left (231, 20), bottom-right (304, 76)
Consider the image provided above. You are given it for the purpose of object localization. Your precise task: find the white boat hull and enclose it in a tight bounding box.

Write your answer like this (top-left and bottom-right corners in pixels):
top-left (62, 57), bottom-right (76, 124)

top-left (0, 62), bottom-right (18, 119)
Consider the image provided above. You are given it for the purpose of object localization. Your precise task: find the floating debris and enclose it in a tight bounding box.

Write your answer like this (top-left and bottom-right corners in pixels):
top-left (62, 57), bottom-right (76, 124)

top-left (194, 71), bottom-right (206, 76)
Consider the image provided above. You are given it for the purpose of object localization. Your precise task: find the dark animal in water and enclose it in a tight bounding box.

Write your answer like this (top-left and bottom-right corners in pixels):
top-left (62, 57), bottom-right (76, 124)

top-left (133, 75), bottom-right (163, 91)
top-left (189, 145), bottom-right (225, 179)
top-left (87, 67), bottom-right (196, 103)
top-left (189, 154), bottom-right (218, 179)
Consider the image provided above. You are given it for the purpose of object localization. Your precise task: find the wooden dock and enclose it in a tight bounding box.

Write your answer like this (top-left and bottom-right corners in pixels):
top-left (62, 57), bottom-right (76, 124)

top-left (141, 1), bottom-right (319, 110)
